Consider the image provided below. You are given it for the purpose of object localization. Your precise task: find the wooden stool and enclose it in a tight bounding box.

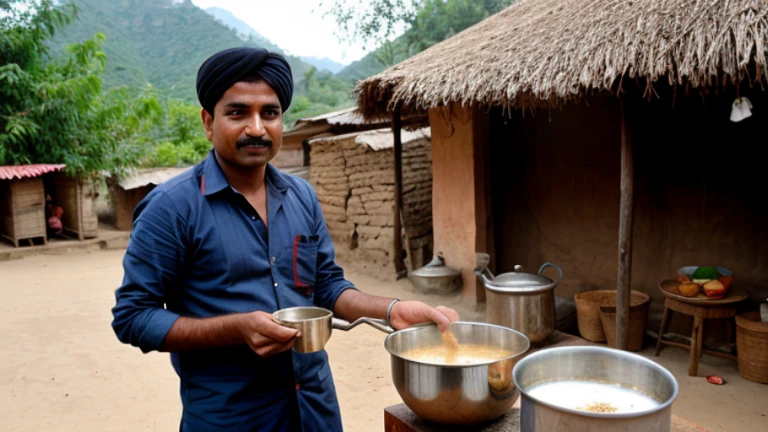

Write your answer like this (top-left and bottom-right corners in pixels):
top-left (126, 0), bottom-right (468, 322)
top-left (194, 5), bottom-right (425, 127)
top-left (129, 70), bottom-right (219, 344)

top-left (653, 297), bottom-right (737, 376)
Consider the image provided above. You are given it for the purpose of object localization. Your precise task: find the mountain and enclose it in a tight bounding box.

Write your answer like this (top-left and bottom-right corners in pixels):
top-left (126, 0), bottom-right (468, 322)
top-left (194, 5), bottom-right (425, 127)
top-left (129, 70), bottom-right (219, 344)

top-left (203, 6), bottom-right (283, 54)
top-left (300, 56), bottom-right (345, 74)
top-left (204, 7), bottom-right (347, 74)
top-left (51, 0), bottom-right (315, 101)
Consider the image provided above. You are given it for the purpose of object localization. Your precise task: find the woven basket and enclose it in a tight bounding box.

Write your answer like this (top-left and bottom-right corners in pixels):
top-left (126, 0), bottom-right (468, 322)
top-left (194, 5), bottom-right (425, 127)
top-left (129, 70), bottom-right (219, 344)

top-left (736, 311), bottom-right (768, 384)
top-left (574, 290), bottom-right (649, 343)
top-left (599, 291), bottom-right (651, 352)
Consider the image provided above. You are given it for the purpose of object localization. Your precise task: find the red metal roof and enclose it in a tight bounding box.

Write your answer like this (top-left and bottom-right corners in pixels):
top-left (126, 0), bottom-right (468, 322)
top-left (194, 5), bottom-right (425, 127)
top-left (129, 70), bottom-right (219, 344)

top-left (0, 164), bottom-right (66, 180)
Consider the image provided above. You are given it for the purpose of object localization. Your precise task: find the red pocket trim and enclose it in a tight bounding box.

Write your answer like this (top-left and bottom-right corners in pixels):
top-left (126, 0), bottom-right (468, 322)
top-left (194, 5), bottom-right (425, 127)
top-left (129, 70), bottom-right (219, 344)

top-left (293, 235), bottom-right (312, 294)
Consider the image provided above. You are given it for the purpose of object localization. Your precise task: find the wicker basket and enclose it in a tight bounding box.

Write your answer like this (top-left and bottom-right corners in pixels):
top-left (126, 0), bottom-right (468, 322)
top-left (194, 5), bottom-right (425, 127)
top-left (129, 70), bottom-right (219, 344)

top-left (599, 292), bottom-right (650, 352)
top-left (736, 311), bottom-right (768, 384)
top-left (574, 289), bottom-right (649, 344)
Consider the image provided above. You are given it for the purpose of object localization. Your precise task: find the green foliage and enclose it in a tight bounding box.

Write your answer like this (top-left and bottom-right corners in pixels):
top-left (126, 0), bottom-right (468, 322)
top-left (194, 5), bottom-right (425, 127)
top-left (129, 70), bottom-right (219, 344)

top-left (332, 0), bottom-right (514, 83)
top-left (48, 0), bottom-right (356, 136)
top-left (284, 69), bottom-right (356, 127)
top-left (0, 0), bottom-right (141, 178)
top-left (51, 0), bottom-right (315, 102)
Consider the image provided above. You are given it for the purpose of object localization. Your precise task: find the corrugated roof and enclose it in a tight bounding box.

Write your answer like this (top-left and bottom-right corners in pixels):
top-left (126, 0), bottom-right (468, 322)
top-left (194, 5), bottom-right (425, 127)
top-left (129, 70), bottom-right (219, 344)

top-left (118, 167), bottom-right (193, 190)
top-left (0, 164), bottom-right (66, 180)
top-left (308, 127), bottom-right (431, 151)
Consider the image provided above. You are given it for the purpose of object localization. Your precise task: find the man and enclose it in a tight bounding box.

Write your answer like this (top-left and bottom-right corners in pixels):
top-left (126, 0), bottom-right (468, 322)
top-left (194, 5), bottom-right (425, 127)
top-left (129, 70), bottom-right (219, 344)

top-left (110, 47), bottom-right (459, 431)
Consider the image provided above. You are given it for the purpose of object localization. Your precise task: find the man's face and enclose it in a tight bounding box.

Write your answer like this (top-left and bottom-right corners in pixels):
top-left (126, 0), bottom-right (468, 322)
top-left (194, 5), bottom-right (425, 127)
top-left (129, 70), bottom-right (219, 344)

top-left (202, 80), bottom-right (283, 169)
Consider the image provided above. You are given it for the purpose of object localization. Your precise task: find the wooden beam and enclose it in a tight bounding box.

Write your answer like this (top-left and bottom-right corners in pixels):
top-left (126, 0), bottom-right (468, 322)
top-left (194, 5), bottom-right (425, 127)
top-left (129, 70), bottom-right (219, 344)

top-left (616, 95), bottom-right (635, 350)
top-left (392, 103), bottom-right (407, 279)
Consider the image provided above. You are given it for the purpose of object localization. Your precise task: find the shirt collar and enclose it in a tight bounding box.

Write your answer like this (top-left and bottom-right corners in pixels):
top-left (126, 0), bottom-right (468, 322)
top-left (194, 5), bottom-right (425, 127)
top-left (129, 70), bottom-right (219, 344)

top-left (201, 150), bottom-right (290, 196)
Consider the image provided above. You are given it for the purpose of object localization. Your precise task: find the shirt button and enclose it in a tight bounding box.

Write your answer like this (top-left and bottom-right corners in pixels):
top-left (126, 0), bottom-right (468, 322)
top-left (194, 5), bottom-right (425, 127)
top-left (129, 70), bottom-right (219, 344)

top-left (270, 257), bottom-right (276, 265)
top-left (251, 215), bottom-right (256, 221)
top-left (274, 282), bottom-right (279, 287)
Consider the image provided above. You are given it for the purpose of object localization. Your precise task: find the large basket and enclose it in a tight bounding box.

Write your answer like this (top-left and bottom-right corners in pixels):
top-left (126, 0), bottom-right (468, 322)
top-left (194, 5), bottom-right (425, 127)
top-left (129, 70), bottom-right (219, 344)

top-left (736, 311), bottom-right (768, 384)
top-left (599, 292), bottom-right (650, 352)
top-left (574, 289), bottom-right (649, 345)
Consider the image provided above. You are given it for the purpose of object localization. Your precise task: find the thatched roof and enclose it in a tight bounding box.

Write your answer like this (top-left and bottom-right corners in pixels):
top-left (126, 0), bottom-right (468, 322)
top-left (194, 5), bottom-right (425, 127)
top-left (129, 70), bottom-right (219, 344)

top-left (356, 0), bottom-right (768, 119)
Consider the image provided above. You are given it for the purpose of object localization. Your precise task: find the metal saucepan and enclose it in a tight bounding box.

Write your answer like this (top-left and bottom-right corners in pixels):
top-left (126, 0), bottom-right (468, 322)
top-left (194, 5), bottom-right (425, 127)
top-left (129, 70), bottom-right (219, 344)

top-left (273, 306), bottom-right (531, 425)
top-left (512, 346), bottom-right (679, 431)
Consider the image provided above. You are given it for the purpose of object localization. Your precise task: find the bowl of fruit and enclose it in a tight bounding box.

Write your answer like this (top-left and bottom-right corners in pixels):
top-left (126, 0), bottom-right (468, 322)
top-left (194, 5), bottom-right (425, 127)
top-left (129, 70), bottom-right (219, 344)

top-left (676, 266), bottom-right (733, 299)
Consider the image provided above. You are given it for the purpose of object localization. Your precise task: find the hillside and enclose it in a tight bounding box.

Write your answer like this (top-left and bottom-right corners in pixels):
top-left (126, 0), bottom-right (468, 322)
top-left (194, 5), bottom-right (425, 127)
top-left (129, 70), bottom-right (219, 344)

top-left (204, 6), bottom-right (284, 54)
top-left (51, 0), bottom-right (314, 101)
top-left (203, 6), bottom-right (346, 74)
top-left (300, 56), bottom-right (345, 74)
top-left (335, 39), bottom-right (412, 84)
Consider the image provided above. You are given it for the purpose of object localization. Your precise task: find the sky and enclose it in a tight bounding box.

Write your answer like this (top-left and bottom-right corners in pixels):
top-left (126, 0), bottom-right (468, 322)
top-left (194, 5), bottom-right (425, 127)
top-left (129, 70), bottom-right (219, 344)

top-left (189, 0), bottom-right (391, 65)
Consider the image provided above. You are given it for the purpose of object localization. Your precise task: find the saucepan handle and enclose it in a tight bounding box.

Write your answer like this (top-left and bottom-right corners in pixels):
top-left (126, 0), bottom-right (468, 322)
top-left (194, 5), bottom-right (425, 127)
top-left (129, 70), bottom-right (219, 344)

top-left (332, 317), bottom-right (395, 334)
top-left (538, 262), bottom-right (563, 284)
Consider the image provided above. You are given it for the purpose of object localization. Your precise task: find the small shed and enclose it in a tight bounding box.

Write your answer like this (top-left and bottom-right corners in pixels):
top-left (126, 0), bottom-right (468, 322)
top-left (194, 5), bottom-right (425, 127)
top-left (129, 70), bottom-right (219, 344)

top-left (51, 174), bottom-right (99, 241)
top-left (308, 128), bottom-right (433, 271)
top-left (0, 164), bottom-right (65, 247)
top-left (110, 167), bottom-right (193, 230)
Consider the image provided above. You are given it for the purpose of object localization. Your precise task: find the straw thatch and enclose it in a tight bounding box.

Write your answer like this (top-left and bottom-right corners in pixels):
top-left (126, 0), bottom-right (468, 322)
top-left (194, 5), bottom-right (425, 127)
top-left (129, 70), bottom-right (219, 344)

top-left (356, 0), bottom-right (768, 119)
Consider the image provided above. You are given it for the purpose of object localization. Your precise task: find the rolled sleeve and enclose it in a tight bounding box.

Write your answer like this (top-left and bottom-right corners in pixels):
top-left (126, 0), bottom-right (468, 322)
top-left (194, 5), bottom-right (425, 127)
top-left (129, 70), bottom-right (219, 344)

top-left (111, 190), bottom-right (185, 353)
top-left (308, 186), bottom-right (357, 311)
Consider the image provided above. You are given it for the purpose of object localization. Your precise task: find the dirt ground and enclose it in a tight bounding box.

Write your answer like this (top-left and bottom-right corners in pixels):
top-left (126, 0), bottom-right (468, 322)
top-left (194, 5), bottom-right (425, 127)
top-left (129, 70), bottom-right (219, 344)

top-left (1, 248), bottom-right (766, 431)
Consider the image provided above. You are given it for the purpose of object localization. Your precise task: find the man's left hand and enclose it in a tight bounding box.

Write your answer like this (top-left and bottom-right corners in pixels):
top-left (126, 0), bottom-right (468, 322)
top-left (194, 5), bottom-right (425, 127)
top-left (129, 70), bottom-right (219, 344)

top-left (389, 301), bottom-right (459, 332)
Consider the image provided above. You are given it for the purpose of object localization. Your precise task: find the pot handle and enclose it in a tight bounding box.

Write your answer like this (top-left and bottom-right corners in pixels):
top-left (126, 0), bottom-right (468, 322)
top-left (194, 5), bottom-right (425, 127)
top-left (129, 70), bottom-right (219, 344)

top-left (538, 262), bottom-right (563, 284)
top-left (332, 317), bottom-right (395, 334)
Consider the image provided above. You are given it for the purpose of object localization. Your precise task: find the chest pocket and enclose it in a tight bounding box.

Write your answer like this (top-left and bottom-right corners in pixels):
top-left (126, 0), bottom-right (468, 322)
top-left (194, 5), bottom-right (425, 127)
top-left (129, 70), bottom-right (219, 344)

top-left (292, 234), bottom-right (319, 295)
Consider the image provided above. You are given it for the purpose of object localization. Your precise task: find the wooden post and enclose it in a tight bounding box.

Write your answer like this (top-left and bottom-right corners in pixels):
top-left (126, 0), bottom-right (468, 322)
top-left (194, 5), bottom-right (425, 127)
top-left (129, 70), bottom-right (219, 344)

top-left (616, 95), bottom-right (634, 350)
top-left (392, 103), bottom-right (407, 279)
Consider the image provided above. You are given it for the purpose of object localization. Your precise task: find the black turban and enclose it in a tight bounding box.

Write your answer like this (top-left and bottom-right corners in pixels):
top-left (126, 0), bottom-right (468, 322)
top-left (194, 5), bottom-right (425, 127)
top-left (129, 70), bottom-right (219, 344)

top-left (196, 47), bottom-right (293, 115)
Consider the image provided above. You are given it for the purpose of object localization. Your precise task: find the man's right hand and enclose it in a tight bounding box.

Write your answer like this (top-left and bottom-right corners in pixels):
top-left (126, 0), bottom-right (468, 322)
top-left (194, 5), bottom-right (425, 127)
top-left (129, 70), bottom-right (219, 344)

top-left (239, 311), bottom-right (300, 357)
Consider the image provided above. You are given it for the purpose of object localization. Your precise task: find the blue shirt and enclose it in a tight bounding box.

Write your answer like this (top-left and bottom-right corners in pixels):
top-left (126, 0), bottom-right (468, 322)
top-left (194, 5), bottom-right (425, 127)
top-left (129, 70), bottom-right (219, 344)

top-left (111, 150), bottom-right (356, 431)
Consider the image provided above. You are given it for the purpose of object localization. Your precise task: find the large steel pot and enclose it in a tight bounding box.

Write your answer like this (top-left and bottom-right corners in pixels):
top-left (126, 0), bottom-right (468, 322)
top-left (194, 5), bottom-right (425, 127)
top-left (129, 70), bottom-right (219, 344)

top-left (476, 256), bottom-right (563, 343)
top-left (512, 346), bottom-right (679, 432)
top-left (385, 322), bottom-right (531, 425)
top-left (274, 307), bottom-right (531, 425)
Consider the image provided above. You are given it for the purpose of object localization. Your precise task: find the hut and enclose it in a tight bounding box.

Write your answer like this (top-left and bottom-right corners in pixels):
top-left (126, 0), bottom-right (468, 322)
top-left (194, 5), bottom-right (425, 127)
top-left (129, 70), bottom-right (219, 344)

top-left (355, 0), bottom-right (768, 350)
top-left (282, 107), bottom-right (428, 167)
top-left (308, 128), bottom-right (434, 272)
top-left (0, 164), bottom-right (65, 247)
top-left (109, 167), bottom-right (192, 230)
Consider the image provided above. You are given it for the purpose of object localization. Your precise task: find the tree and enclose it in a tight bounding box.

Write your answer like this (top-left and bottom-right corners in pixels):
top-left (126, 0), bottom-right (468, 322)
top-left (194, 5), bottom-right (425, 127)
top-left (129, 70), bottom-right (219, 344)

top-left (0, 0), bottom-right (139, 178)
top-left (318, 0), bottom-right (514, 51)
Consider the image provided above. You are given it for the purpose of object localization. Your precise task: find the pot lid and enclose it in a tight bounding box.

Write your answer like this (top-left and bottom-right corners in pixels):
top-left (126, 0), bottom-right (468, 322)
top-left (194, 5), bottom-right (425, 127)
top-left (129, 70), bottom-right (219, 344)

top-left (489, 272), bottom-right (553, 289)
top-left (483, 265), bottom-right (560, 293)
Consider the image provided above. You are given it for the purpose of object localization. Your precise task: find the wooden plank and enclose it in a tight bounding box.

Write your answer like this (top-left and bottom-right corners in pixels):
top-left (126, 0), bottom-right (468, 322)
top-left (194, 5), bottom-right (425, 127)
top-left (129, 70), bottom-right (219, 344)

top-left (616, 95), bottom-right (634, 350)
top-left (392, 102), bottom-right (407, 278)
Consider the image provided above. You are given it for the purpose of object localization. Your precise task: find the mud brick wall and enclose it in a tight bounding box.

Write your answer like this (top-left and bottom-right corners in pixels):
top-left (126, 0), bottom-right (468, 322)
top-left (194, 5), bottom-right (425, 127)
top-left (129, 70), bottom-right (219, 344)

top-left (309, 131), bottom-right (433, 270)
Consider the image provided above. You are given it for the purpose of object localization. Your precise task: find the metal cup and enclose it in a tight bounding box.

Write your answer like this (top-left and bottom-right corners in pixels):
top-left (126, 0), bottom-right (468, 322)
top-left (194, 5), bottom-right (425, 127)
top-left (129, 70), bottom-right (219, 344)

top-left (273, 306), bottom-right (333, 353)
top-left (273, 306), bottom-right (395, 353)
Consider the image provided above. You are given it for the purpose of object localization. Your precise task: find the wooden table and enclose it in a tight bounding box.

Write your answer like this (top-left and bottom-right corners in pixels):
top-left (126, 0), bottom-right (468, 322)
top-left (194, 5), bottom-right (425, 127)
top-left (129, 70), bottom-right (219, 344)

top-left (383, 331), bottom-right (710, 432)
top-left (384, 403), bottom-right (710, 432)
top-left (653, 297), bottom-right (739, 376)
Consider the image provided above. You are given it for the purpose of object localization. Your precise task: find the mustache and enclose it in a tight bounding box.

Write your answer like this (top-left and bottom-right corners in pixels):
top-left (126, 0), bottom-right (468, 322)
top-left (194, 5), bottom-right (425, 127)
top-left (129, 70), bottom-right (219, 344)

top-left (236, 136), bottom-right (273, 149)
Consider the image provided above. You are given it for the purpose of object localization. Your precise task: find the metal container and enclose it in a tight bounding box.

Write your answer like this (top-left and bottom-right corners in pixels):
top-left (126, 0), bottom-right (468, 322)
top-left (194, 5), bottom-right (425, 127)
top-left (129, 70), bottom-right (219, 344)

top-left (275, 307), bottom-right (531, 425)
top-left (384, 322), bottom-right (530, 425)
top-left (476, 257), bottom-right (563, 343)
top-left (512, 346), bottom-right (679, 432)
top-left (408, 256), bottom-right (462, 295)
top-left (273, 306), bottom-right (392, 353)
